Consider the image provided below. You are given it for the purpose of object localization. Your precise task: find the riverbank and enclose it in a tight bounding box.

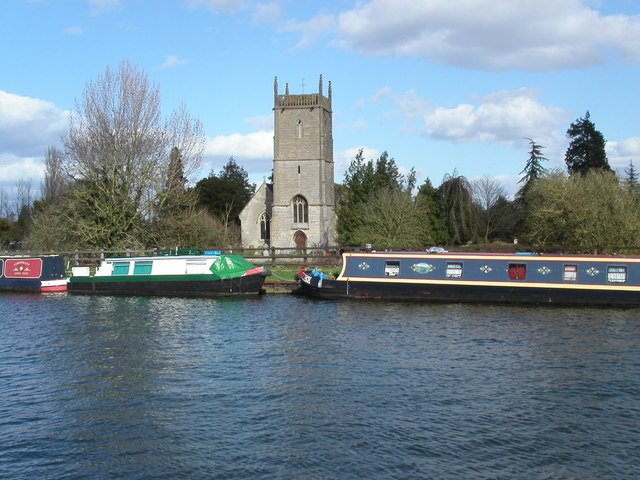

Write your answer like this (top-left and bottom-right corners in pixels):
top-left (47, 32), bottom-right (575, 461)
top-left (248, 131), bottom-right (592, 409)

top-left (263, 280), bottom-right (299, 294)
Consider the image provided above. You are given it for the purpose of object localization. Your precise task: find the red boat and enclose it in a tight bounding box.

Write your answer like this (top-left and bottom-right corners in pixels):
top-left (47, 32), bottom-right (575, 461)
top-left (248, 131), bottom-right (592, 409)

top-left (0, 255), bottom-right (68, 293)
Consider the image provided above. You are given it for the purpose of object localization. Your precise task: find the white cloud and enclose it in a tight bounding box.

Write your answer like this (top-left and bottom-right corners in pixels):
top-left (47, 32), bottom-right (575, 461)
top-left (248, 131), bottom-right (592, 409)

top-left (200, 130), bottom-right (273, 182)
top-left (601, 14), bottom-right (640, 63)
top-left (0, 91), bottom-right (68, 160)
top-left (205, 130), bottom-right (273, 159)
top-left (335, 0), bottom-right (640, 70)
top-left (424, 88), bottom-right (568, 147)
top-left (607, 136), bottom-right (640, 170)
top-left (160, 55), bottom-right (189, 69)
top-left (0, 155), bottom-right (45, 187)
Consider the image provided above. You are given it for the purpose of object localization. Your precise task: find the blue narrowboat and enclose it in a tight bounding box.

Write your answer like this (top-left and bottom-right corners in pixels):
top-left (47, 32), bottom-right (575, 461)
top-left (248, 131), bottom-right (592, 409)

top-left (296, 251), bottom-right (640, 305)
top-left (0, 255), bottom-right (68, 293)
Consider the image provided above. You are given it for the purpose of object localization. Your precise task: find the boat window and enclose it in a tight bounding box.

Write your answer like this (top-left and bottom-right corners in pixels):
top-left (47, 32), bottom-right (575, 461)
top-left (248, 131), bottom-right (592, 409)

top-left (446, 262), bottom-right (463, 278)
top-left (607, 266), bottom-right (627, 283)
top-left (133, 261), bottom-right (153, 275)
top-left (186, 260), bottom-right (209, 275)
top-left (112, 261), bottom-right (130, 275)
top-left (508, 263), bottom-right (526, 280)
top-left (384, 261), bottom-right (400, 277)
top-left (563, 264), bottom-right (578, 282)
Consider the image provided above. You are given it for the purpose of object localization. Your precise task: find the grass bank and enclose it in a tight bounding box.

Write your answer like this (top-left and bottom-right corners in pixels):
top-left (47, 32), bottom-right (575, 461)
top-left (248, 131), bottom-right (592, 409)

top-left (266, 266), bottom-right (300, 282)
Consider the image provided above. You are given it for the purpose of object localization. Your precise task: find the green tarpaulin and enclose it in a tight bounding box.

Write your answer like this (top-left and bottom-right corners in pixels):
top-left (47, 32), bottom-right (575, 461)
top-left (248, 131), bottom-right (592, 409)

top-left (209, 255), bottom-right (258, 279)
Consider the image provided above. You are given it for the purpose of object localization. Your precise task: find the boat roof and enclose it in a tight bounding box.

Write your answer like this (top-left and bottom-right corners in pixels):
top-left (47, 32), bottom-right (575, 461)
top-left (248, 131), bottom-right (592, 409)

top-left (102, 254), bottom-right (221, 262)
top-left (344, 251), bottom-right (640, 260)
top-left (0, 254), bottom-right (62, 258)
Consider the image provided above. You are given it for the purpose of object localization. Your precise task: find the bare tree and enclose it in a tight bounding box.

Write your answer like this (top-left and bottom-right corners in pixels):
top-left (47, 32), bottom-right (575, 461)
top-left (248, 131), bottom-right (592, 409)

top-left (14, 178), bottom-right (33, 217)
top-left (42, 146), bottom-right (69, 202)
top-left (0, 187), bottom-right (9, 219)
top-left (48, 60), bottom-right (206, 249)
top-left (472, 176), bottom-right (508, 243)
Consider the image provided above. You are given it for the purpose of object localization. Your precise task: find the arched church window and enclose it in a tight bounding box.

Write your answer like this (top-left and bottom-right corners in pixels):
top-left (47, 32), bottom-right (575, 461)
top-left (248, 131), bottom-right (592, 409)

top-left (259, 212), bottom-right (270, 241)
top-left (292, 195), bottom-right (308, 224)
top-left (296, 119), bottom-right (303, 138)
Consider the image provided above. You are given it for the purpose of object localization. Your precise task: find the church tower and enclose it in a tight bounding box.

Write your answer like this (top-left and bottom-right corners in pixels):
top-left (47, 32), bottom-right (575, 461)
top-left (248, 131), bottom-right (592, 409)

top-left (269, 76), bottom-right (336, 248)
top-left (239, 75), bottom-right (336, 249)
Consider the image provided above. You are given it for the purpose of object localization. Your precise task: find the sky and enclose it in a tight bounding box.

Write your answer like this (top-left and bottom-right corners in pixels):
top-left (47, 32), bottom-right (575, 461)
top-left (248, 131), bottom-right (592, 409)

top-left (1, 0), bottom-right (640, 202)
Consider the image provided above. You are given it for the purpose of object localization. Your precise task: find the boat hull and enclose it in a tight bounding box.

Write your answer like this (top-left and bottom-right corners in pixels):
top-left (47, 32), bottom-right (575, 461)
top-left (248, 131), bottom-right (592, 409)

top-left (297, 274), bottom-right (640, 305)
top-left (297, 249), bottom-right (640, 306)
top-left (0, 278), bottom-right (44, 293)
top-left (69, 272), bottom-right (268, 297)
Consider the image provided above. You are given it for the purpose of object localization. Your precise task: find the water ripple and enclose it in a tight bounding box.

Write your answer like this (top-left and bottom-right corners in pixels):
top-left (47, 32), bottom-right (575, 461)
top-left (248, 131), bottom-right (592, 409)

top-left (0, 294), bottom-right (639, 479)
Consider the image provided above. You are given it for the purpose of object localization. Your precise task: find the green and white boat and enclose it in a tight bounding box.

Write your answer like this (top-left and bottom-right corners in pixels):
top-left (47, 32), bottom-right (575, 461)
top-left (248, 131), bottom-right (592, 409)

top-left (69, 251), bottom-right (270, 297)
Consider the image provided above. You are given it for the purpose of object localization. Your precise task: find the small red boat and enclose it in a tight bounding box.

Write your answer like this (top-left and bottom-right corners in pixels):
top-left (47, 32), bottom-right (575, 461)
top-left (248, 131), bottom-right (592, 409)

top-left (0, 255), bottom-right (68, 293)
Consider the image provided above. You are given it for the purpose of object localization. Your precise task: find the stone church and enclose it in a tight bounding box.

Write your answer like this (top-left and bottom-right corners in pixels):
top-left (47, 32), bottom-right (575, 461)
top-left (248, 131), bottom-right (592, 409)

top-left (239, 76), bottom-right (337, 249)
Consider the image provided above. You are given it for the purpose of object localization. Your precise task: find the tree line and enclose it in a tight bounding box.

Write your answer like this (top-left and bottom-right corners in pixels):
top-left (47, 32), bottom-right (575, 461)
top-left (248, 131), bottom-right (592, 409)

top-left (334, 111), bottom-right (640, 252)
top-left (1, 61), bottom-right (639, 253)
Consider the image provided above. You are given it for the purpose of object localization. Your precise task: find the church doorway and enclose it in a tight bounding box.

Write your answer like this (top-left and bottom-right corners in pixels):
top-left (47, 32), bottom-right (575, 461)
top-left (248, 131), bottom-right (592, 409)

top-left (294, 231), bottom-right (307, 251)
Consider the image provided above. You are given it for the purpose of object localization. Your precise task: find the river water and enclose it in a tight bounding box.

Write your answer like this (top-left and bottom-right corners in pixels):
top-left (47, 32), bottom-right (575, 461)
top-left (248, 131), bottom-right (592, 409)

top-left (0, 293), bottom-right (638, 479)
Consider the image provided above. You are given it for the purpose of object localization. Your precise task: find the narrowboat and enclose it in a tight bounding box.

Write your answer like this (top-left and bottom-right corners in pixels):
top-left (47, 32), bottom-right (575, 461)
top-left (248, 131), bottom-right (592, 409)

top-left (295, 250), bottom-right (640, 306)
top-left (68, 251), bottom-right (270, 297)
top-left (0, 255), bottom-right (68, 293)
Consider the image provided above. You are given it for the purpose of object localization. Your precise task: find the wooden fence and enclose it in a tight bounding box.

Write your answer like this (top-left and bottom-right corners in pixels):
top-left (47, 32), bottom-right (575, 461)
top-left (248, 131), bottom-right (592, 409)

top-left (4, 244), bottom-right (640, 270)
top-left (0, 246), bottom-right (344, 269)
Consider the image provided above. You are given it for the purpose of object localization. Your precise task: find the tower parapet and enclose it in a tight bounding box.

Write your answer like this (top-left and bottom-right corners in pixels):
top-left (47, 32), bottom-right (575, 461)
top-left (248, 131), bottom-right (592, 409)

top-left (274, 75), bottom-right (331, 111)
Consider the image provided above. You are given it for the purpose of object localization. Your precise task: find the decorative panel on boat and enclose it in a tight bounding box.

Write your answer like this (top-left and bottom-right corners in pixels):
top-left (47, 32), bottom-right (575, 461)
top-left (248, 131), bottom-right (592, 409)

top-left (4, 259), bottom-right (43, 278)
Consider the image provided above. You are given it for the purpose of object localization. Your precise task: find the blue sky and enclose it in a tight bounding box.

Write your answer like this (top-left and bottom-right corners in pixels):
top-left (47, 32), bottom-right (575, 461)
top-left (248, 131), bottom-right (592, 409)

top-left (1, 0), bottom-right (640, 201)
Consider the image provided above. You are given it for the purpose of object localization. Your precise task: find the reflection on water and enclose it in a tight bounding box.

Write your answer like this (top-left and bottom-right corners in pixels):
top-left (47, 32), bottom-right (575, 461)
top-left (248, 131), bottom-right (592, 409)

top-left (1, 293), bottom-right (638, 479)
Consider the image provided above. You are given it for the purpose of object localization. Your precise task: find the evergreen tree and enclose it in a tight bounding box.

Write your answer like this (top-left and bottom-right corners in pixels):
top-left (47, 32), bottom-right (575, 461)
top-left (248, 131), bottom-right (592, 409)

top-left (415, 178), bottom-right (449, 245)
top-left (195, 157), bottom-right (255, 224)
top-left (373, 151), bottom-right (403, 190)
top-left (156, 147), bottom-right (192, 216)
top-left (624, 160), bottom-right (638, 192)
top-left (336, 149), bottom-right (406, 246)
top-left (565, 111), bottom-right (611, 176)
top-left (487, 196), bottom-right (518, 242)
top-left (516, 138), bottom-right (547, 204)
